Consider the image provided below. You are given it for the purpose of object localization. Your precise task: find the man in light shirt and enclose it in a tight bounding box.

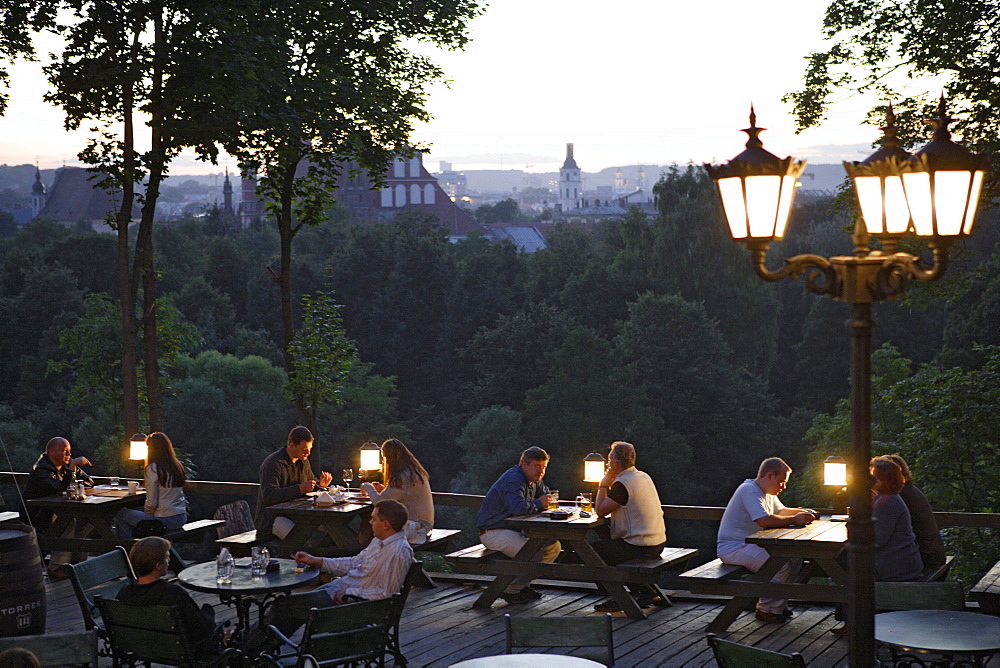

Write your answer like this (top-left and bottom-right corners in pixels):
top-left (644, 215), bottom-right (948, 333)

top-left (263, 499), bottom-right (413, 641)
top-left (717, 457), bottom-right (815, 622)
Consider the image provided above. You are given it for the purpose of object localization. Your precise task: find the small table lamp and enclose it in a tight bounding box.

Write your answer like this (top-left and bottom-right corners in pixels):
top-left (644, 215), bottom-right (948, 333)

top-left (823, 455), bottom-right (848, 515)
top-left (129, 432), bottom-right (148, 479)
top-left (584, 452), bottom-right (605, 484)
top-left (360, 441), bottom-right (381, 481)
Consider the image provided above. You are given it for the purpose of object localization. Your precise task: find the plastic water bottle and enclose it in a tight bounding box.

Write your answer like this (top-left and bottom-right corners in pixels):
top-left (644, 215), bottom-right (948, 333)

top-left (216, 547), bottom-right (234, 584)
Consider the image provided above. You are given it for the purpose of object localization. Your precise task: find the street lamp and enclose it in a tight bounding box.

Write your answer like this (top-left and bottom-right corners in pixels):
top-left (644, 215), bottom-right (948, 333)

top-left (705, 95), bottom-right (986, 666)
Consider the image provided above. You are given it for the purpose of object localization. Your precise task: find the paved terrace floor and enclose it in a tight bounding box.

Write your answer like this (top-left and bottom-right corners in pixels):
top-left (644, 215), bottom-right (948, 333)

top-left (42, 573), bottom-right (1000, 667)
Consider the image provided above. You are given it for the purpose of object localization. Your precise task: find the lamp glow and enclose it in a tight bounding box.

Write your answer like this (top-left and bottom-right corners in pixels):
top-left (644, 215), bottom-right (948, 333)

top-left (129, 433), bottom-right (148, 461)
top-left (360, 441), bottom-right (381, 471)
top-left (583, 452), bottom-right (605, 483)
top-left (823, 455), bottom-right (847, 487)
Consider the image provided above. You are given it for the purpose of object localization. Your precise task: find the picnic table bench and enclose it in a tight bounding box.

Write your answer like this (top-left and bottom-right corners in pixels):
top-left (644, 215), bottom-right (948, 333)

top-left (971, 558), bottom-right (1000, 614)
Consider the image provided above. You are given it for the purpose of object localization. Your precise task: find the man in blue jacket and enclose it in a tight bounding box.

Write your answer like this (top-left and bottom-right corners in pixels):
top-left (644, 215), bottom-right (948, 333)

top-left (475, 446), bottom-right (559, 604)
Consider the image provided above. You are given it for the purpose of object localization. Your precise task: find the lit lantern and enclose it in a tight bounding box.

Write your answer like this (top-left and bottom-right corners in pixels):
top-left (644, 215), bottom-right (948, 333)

top-left (360, 441), bottom-right (381, 471)
top-left (704, 106), bottom-right (807, 243)
top-left (843, 105), bottom-right (914, 240)
top-left (823, 455), bottom-right (847, 486)
top-left (583, 452), bottom-right (605, 483)
top-left (902, 95), bottom-right (988, 238)
top-left (129, 433), bottom-right (148, 461)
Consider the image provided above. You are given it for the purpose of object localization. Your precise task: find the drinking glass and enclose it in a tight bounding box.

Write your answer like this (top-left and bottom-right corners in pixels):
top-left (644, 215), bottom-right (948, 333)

top-left (548, 490), bottom-right (560, 510)
top-left (358, 470), bottom-right (368, 497)
top-left (579, 492), bottom-right (593, 513)
top-left (109, 476), bottom-right (120, 490)
top-left (342, 468), bottom-right (353, 489)
top-left (251, 545), bottom-right (269, 576)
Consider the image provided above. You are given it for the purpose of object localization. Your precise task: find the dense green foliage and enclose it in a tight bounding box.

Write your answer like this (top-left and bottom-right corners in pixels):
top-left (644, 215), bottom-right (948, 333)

top-left (1, 169), bottom-right (998, 554)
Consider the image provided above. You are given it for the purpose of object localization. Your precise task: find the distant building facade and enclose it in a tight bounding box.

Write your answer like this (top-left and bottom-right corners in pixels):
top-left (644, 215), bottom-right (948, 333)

top-left (35, 166), bottom-right (139, 231)
top-left (31, 166), bottom-right (46, 218)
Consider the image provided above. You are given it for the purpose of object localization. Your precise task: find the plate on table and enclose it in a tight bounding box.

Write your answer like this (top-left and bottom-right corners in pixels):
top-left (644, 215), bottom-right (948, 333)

top-left (544, 510), bottom-right (571, 520)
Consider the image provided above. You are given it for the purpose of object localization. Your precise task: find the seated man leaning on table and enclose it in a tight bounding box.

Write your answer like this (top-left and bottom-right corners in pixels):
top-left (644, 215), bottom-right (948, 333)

top-left (717, 456), bottom-right (815, 623)
top-left (117, 537), bottom-right (221, 650)
top-left (259, 499), bottom-right (412, 646)
top-left (254, 426), bottom-right (333, 541)
top-left (592, 440), bottom-right (668, 612)
top-left (475, 446), bottom-right (560, 605)
top-left (23, 436), bottom-right (94, 579)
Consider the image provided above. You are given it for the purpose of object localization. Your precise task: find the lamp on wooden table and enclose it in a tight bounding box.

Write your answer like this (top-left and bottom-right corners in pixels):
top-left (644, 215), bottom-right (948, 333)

top-left (824, 455), bottom-right (848, 515)
top-left (360, 441), bottom-right (381, 485)
top-left (584, 452), bottom-right (605, 484)
top-left (128, 432), bottom-right (147, 480)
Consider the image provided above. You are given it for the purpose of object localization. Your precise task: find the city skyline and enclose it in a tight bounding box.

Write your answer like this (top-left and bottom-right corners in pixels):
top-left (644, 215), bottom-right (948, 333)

top-left (0, 1), bottom-right (943, 175)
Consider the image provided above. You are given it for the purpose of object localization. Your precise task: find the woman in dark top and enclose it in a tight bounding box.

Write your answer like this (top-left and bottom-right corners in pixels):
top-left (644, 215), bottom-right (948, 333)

top-left (870, 456), bottom-right (923, 582)
top-left (887, 454), bottom-right (946, 571)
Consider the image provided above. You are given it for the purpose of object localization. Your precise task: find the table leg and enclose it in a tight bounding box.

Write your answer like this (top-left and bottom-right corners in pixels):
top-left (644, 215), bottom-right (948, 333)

top-left (471, 537), bottom-right (548, 609)
top-left (571, 540), bottom-right (646, 620)
top-left (706, 556), bottom-right (787, 634)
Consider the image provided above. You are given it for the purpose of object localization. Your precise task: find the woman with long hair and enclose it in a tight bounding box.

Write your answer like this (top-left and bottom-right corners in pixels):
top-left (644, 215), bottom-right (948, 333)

top-left (870, 456), bottom-right (923, 582)
top-left (115, 432), bottom-right (188, 539)
top-left (361, 438), bottom-right (433, 530)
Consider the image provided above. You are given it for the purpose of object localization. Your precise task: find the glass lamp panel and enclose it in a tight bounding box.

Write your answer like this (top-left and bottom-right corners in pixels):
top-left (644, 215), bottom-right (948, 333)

top-left (883, 176), bottom-right (910, 234)
top-left (717, 177), bottom-right (748, 239)
top-left (964, 171), bottom-right (985, 234)
top-left (774, 175), bottom-right (796, 238)
top-left (933, 171), bottom-right (973, 236)
top-left (744, 175), bottom-right (781, 238)
top-left (854, 176), bottom-right (886, 234)
top-left (902, 172), bottom-right (933, 236)
top-left (584, 459), bottom-right (605, 483)
top-left (360, 447), bottom-right (381, 470)
top-left (824, 461), bottom-right (847, 486)
top-left (129, 441), bottom-right (148, 461)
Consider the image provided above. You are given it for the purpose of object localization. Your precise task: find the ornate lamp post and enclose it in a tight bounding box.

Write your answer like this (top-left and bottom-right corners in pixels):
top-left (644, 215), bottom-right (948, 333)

top-left (705, 96), bottom-right (986, 666)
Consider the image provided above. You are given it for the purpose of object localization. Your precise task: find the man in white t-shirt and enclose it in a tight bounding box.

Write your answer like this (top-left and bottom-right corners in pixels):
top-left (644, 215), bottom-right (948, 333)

top-left (717, 457), bottom-right (815, 622)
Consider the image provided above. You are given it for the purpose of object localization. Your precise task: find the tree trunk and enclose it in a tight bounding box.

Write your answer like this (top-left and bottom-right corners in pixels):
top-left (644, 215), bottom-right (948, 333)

top-left (276, 160), bottom-right (315, 455)
top-left (139, 10), bottom-right (166, 432)
top-left (118, 25), bottom-right (143, 438)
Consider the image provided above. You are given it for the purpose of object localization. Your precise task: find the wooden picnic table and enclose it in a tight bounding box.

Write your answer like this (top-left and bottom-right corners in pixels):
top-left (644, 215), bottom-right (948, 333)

top-left (705, 517), bottom-right (850, 633)
top-left (469, 507), bottom-right (692, 620)
top-left (24, 485), bottom-right (145, 553)
top-left (266, 493), bottom-right (373, 556)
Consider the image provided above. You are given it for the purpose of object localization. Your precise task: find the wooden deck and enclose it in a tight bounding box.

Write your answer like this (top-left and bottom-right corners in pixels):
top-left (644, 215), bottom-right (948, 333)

top-left (35, 571), bottom-right (1000, 666)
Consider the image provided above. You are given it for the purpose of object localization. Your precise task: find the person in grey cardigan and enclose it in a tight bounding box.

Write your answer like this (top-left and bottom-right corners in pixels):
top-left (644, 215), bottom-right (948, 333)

top-left (254, 426), bottom-right (333, 540)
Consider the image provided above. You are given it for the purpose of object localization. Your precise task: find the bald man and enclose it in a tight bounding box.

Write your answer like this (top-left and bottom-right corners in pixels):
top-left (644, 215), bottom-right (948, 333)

top-left (24, 437), bottom-right (93, 577)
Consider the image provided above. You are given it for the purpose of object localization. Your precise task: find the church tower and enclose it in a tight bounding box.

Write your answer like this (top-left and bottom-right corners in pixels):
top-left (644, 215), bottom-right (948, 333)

top-left (31, 165), bottom-right (46, 218)
top-left (223, 167), bottom-right (234, 215)
top-left (558, 143), bottom-right (582, 211)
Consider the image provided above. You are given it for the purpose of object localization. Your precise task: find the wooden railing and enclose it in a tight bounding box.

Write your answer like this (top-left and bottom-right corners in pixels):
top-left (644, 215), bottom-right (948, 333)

top-left (3, 472), bottom-right (998, 529)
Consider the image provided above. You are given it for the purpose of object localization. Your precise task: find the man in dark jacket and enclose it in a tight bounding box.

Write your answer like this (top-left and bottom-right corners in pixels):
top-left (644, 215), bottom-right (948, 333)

top-left (23, 437), bottom-right (93, 577)
top-left (254, 426), bottom-right (333, 540)
top-left (117, 537), bottom-right (219, 649)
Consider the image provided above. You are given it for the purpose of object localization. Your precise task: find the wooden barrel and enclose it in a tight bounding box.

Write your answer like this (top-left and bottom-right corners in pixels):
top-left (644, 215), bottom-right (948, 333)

top-left (0, 525), bottom-right (46, 636)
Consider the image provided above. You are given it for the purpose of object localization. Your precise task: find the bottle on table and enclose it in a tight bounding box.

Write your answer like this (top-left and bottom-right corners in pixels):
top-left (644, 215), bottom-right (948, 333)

top-left (217, 547), bottom-right (235, 584)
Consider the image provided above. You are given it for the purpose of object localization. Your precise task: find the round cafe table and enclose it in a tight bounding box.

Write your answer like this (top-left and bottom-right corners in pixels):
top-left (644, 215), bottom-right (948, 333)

top-left (178, 557), bottom-right (318, 648)
top-left (875, 609), bottom-right (1000, 666)
top-left (450, 655), bottom-right (603, 667)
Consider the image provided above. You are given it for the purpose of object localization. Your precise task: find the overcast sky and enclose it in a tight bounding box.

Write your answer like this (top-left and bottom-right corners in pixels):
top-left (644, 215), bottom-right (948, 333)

top-left (0, 1), bottom-right (934, 175)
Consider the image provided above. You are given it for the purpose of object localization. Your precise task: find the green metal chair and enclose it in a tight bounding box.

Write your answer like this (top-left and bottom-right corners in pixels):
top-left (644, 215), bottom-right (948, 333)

top-left (505, 613), bottom-right (615, 667)
top-left (95, 595), bottom-right (240, 667)
top-left (260, 595), bottom-right (397, 667)
top-left (385, 561), bottom-right (424, 666)
top-left (874, 581), bottom-right (965, 611)
top-left (706, 632), bottom-right (806, 667)
top-left (0, 630), bottom-right (98, 666)
top-left (66, 546), bottom-right (136, 656)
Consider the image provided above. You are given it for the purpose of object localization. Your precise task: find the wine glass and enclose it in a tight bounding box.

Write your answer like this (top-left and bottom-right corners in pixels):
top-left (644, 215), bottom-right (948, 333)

top-left (342, 468), bottom-right (353, 490)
